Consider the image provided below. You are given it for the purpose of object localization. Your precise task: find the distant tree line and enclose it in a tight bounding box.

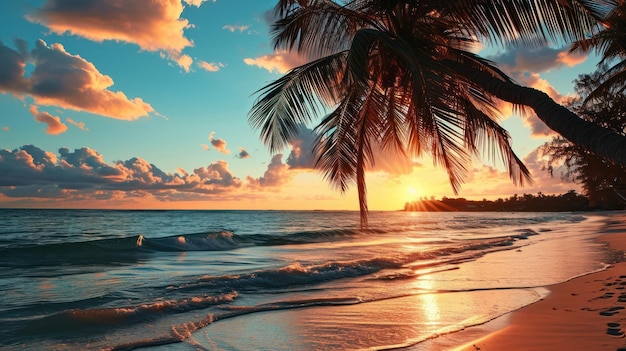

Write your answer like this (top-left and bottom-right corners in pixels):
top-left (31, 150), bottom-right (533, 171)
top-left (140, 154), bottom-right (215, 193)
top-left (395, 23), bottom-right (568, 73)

top-left (404, 190), bottom-right (624, 212)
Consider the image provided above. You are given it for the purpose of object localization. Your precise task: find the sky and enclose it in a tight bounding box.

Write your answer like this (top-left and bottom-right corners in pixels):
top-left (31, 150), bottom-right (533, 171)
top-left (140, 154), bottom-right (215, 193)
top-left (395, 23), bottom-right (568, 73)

top-left (0, 0), bottom-right (604, 211)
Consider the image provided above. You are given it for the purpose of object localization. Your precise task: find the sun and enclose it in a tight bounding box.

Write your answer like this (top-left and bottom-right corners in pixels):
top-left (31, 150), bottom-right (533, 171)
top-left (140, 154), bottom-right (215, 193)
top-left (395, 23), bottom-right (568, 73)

top-left (406, 187), bottom-right (420, 200)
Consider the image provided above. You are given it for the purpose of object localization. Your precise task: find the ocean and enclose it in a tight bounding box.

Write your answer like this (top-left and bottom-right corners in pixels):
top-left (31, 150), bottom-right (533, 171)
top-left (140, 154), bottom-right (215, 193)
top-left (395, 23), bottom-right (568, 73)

top-left (0, 209), bottom-right (612, 350)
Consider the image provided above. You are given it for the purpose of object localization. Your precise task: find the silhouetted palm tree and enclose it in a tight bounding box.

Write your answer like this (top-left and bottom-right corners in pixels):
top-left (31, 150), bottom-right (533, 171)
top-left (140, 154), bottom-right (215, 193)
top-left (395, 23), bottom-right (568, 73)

top-left (571, 0), bottom-right (626, 103)
top-left (249, 0), bottom-right (626, 226)
top-left (542, 69), bottom-right (626, 209)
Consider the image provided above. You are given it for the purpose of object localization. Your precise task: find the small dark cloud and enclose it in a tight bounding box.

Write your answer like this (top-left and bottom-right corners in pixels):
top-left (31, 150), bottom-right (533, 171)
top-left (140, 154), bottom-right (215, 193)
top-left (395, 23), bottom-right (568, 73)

top-left (236, 147), bottom-right (250, 159)
top-left (488, 46), bottom-right (587, 75)
top-left (286, 126), bottom-right (316, 169)
top-left (208, 131), bottom-right (230, 154)
top-left (0, 39), bottom-right (29, 91)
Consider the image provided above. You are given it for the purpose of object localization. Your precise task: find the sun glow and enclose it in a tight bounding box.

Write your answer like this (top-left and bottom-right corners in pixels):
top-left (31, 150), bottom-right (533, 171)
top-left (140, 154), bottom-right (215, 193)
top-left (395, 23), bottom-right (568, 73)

top-left (406, 186), bottom-right (422, 202)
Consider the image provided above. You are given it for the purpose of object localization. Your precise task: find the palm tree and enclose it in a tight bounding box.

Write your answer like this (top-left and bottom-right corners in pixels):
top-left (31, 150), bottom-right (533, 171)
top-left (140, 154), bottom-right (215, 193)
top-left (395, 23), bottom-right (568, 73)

top-left (571, 0), bottom-right (626, 103)
top-left (249, 0), bottom-right (626, 226)
top-left (542, 69), bottom-right (626, 209)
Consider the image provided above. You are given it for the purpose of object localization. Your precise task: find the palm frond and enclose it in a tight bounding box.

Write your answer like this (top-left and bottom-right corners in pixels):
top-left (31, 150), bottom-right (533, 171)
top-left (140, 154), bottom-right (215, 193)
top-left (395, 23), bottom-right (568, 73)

top-left (584, 59), bottom-right (626, 103)
top-left (251, 0), bottom-right (625, 226)
top-left (379, 86), bottom-right (408, 155)
top-left (314, 93), bottom-right (361, 193)
top-left (442, 0), bottom-right (603, 47)
top-left (249, 52), bottom-right (348, 153)
top-left (462, 99), bottom-right (533, 186)
top-left (272, 1), bottom-right (379, 60)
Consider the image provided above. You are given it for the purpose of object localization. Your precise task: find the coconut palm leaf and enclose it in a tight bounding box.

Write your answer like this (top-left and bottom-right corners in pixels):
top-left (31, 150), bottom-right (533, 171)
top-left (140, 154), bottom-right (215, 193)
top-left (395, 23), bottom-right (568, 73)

top-left (249, 52), bottom-right (347, 153)
top-left (250, 0), bottom-right (626, 227)
top-left (571, 0), bottom-right (626, 103)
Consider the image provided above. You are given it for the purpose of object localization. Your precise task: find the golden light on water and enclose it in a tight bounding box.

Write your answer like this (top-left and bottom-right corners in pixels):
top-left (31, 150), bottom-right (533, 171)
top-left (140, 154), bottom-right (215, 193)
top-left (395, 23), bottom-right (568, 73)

top-left (414, 277), bottom-right (441, 323)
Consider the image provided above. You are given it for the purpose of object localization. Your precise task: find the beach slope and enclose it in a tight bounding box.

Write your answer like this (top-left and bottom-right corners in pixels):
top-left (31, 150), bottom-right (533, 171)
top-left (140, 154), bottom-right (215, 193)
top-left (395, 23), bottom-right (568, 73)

top-left (453, 213), bottom-right (626, 351)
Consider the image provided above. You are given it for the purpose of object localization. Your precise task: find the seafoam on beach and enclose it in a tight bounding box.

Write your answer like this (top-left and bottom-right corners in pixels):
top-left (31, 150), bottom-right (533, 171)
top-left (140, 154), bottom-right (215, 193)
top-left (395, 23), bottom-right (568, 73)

top-left (0, 210), bottom-right (617, 350)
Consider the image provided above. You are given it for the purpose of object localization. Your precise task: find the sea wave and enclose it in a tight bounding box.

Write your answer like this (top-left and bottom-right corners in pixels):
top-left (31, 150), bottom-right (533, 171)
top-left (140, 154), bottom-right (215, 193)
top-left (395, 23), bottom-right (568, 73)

top-left (167, 234), bottom-right (529, 295)
top-left (0, 228), bottom-right (369, 268)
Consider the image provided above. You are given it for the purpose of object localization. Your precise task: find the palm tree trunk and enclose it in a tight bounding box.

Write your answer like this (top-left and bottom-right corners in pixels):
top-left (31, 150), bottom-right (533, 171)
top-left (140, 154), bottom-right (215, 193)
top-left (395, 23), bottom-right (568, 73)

top-left (446, 61), bottom-right (626, 167)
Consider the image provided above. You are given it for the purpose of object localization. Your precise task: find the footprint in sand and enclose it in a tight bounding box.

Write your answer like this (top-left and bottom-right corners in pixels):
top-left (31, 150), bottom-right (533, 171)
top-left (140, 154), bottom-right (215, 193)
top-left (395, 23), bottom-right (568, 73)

top-left (607, 322), bottom-right (625, 338)
top-left (593, 291), bottom-right (617, 301)
top-left (599, 306), bottom-right (625, 317)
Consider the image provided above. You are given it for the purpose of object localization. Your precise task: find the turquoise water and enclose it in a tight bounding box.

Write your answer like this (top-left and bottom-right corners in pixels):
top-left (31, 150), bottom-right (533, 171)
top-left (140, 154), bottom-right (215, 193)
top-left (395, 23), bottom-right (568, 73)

top-left (0, 210), bottom-right (609, 350)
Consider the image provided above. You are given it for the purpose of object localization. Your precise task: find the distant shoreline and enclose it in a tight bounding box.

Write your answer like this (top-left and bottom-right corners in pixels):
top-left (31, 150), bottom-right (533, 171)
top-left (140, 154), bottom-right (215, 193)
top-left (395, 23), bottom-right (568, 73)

top-left (404, 191), bottom-right (625, 212)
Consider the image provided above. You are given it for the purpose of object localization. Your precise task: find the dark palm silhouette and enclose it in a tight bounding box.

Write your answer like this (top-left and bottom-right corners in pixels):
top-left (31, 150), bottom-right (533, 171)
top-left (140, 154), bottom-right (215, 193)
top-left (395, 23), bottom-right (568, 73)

top-left (571, 0), bottom-right (626, 104)
top-left (542, 69), bottom-right (626, 209)
top-left (249, 0), bottom-right (626, 226)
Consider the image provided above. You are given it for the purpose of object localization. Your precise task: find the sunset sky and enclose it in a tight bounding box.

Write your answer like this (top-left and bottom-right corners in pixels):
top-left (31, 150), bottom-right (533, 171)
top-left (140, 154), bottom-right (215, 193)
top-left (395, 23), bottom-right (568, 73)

top-left (0, 0), bottom-right (603, 211)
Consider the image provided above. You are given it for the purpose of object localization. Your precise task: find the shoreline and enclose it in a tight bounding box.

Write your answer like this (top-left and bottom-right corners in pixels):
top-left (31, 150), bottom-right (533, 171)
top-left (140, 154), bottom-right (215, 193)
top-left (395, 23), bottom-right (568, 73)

top-left (440, 212), bottom-right (626, 351)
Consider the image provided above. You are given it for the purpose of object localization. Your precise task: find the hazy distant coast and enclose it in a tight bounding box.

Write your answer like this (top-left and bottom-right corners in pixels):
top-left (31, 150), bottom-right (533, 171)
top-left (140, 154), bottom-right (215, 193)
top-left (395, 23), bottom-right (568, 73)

top-left (405, 190), bottom-right (625, 212)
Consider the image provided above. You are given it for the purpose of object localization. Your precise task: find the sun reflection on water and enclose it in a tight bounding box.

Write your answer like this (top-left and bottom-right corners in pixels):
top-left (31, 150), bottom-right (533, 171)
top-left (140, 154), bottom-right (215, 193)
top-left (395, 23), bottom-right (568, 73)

top-left (414, 277), bottom-right (441, 324)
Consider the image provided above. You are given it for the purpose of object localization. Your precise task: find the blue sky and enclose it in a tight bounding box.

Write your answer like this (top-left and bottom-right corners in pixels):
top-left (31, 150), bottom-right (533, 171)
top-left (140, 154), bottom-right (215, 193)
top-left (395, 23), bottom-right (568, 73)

top-left (0, 0), bottom-right (601, 210)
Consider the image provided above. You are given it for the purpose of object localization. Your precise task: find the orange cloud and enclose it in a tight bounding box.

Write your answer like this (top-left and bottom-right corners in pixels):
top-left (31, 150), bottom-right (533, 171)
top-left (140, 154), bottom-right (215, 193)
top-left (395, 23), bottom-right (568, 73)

top-left (192, 160), bottom-right (242, 189)
top-left (512, 72), bottom-right (571, 137)
top-left (556, 50), bottom-right (587, 67)
top-left (458, 149), bottom-right (581, 199)
top-left (490, 46), bottom-right (588, 74)
top-left (0, 145), bottom-right (245, 202)
top-left (248, 154), bottom-right (293, 188)
top-left (199, 61), bottom-right (224, 72)
top-left (29, 105), bottom-right (67, 134)
top-left (208, 132), bottom-right (230, 154)
top-left (66, 118), bottom-right (89, 131)
top-left (27, 0), bottom-right (195, 70)
top-left (485, 46), bottom-right (584, 136)
top-left (0, 39), bottom-right (155, 120)
top-left (244, 50), bottom-right (308, 74)
top-left (0, 144), bottom-right (582, 211)
top-left (174, 54), bottom-right (194, 73)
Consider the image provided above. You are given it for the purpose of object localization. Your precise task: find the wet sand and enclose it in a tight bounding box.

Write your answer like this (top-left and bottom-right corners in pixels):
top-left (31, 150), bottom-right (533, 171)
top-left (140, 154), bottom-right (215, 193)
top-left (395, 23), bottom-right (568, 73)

top-left (451, 212), bottom-right (626, 351)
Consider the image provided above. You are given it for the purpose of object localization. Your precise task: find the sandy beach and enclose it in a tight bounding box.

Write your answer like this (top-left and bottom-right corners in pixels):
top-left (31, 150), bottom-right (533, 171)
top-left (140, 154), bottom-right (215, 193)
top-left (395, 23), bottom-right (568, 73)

top-left (451, 212), bottom-right (626, 351)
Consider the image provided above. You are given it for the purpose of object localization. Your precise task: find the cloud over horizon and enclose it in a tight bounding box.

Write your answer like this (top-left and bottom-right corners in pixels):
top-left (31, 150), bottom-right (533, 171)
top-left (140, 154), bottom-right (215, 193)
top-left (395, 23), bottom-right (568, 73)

top-left (0, 39), bottom-right (155, 120)
top-left (248, 154), bottom-right (292, 188)
top-left (0, 143), bottom-right (581, 209)
top-left (0, 145), bottom-right (244, 203)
